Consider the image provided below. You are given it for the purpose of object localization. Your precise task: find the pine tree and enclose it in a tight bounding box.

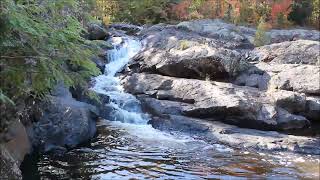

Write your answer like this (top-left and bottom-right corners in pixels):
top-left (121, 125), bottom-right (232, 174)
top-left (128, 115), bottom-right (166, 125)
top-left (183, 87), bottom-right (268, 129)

top-left (0, 0), bottom-right (101, 104)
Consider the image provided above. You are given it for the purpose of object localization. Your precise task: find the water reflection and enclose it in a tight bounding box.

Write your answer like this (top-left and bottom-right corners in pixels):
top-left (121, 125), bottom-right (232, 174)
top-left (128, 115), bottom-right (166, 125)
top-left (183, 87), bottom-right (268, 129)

top-left (23, 120), bottom-right (319, 180)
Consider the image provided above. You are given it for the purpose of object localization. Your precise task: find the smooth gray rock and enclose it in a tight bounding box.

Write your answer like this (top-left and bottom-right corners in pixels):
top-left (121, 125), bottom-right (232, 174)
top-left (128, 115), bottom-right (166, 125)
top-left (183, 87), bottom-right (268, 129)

top-left (32, 85), bottom-right (98, 153)
top-left (276, 108), bottom-right (310, 130)
top-left (235, 63), bottom-right (320, 95)
top-left (138, 95), bottom-right (192, 116)
top-left (133, 25), bottom-right (250, 79)
top-left (249, 40), bottom-right (320, 65)
top-left (305, 97), bottom-right (320, 121)
top-left (122, 73), bottom-right (310, 131)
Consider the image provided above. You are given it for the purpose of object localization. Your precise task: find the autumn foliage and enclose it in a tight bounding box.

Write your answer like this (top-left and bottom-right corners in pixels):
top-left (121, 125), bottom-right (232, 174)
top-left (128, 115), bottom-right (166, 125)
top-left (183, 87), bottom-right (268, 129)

top-left (169, 0), bottom-right (294, 27)
top-left (94, 0), bottom-right (319, 29)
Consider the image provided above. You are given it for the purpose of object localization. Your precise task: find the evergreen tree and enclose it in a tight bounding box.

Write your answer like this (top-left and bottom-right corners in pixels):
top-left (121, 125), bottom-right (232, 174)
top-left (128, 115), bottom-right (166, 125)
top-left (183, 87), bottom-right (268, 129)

top-left (0, 0), bottom-right (100, 105)
top-left (288, 0), bottom-right (312, 26)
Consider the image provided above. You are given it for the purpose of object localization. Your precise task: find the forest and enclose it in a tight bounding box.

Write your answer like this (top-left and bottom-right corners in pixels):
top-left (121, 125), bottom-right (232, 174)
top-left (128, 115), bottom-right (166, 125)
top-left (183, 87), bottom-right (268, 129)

top-left (95, 0), bottom-right (320, 28)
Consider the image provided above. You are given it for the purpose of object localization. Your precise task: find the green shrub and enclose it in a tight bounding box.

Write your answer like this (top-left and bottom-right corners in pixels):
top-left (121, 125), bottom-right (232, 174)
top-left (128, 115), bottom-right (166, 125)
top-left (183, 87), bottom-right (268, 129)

top-left (179, 40), bottom-right (191, 50)
top-left (254, 18), bottom-right (271, 47)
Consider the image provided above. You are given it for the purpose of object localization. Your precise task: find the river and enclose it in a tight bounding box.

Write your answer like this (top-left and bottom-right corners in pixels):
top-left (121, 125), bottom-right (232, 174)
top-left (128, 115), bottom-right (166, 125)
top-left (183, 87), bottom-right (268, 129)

top-left (21, 36), bottom-right (319, 180)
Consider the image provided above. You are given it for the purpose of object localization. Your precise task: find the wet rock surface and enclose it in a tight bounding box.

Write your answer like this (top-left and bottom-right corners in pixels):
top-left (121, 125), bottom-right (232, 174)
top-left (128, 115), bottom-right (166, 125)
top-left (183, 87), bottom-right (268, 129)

top-left (30, 84), bottom-right (99, 153)
top-left (150, 115), bottom-right (320, 155)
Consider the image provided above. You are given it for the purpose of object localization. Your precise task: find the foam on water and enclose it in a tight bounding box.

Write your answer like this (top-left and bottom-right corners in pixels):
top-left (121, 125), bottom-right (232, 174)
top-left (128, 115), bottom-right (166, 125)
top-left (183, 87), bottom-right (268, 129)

top-left (90, 36), bottom-right (222, 151)
top-left (91, 37), bottom-right (147, 124)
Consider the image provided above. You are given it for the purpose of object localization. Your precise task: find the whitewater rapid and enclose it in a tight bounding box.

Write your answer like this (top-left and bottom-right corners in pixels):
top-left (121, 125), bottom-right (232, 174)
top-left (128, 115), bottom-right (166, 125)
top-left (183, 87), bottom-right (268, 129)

top-left (91, 37), bottom-right (147, 124)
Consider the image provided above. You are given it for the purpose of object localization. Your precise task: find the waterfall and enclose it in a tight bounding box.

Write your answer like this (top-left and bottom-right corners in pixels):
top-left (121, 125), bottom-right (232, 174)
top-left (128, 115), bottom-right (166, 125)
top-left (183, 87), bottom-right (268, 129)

top-left (91, 36), bottom-right (148, 124)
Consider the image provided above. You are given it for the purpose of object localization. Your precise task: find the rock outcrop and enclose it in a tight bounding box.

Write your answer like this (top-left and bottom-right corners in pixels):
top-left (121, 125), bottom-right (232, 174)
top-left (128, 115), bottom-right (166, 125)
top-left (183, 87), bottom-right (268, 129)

top-left (87, 23), bottom-right (109, 40)
top-left (123, 73), bottom-right (311, 131)
top-left (235, 63), bottom-right (320, 95)
top-left (121, 19), bottom-right (320, 134)
top-left (0, 120), bottom-right (31, 180)
top-left (31, 84), bottom-right (99, 153)
top-left (109, 23), bottom-right (142, 36)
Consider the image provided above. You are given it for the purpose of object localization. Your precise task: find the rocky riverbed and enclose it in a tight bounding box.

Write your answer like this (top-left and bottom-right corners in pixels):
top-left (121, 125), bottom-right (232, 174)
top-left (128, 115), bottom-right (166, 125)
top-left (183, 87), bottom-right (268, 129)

top-left (119, 19), bottom-right (320, 154)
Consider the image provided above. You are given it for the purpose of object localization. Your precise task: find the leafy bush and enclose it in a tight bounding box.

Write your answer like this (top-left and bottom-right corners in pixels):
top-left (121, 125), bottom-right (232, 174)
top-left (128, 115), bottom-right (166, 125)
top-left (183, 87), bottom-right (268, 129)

top-left (179, 40), bottom-right (191, 50)
top-left (254, 17), bottom-right (271, 47)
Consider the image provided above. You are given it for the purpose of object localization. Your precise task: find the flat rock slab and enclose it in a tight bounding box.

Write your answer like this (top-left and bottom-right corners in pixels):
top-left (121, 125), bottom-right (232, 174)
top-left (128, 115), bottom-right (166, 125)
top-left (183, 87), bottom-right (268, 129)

top-left (248, 40), bottom-right (320, 65)
top-left (150, 115), bottom-right (320, 155)
top-left (122, 73), bottom-right (311, 131)
top-left (235, 63), bottom-right (320, 95)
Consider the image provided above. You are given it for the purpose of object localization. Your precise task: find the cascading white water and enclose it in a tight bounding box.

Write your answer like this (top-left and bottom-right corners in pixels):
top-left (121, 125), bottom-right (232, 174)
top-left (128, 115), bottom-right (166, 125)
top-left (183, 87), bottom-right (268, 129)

top-left (91, 37), bottom-right (148, 124)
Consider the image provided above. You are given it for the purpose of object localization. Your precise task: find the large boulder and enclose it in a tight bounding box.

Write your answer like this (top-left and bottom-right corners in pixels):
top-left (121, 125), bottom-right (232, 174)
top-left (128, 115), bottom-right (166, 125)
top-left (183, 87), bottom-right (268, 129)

top-left (31, 84), bottom-right (98, 153)
top-left (177, 19), bottom-right (255, 48)
top-left (109, 23), bottom-right (142, 35)
top-left (235, 63), bottom-right (320, 95)
top-left (133, 43), bottom-right (248, 80)
top-left (122, 73), bottom-right (310, 131)
top-left (87, 23), bottom-right (109, 40)
top-left (131, 24), bottom-right (250, 80)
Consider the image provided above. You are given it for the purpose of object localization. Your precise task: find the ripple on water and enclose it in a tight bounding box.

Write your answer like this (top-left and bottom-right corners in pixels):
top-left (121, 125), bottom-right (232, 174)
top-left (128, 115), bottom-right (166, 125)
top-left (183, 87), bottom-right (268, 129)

top-left (21, 120), bottom-right (320, 180)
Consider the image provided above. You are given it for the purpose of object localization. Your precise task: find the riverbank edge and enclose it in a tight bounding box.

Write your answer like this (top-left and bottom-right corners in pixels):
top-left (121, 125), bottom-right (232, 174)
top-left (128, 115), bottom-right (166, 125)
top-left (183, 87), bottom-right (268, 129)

top-left (0, 23), bottom-right (112, 180)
